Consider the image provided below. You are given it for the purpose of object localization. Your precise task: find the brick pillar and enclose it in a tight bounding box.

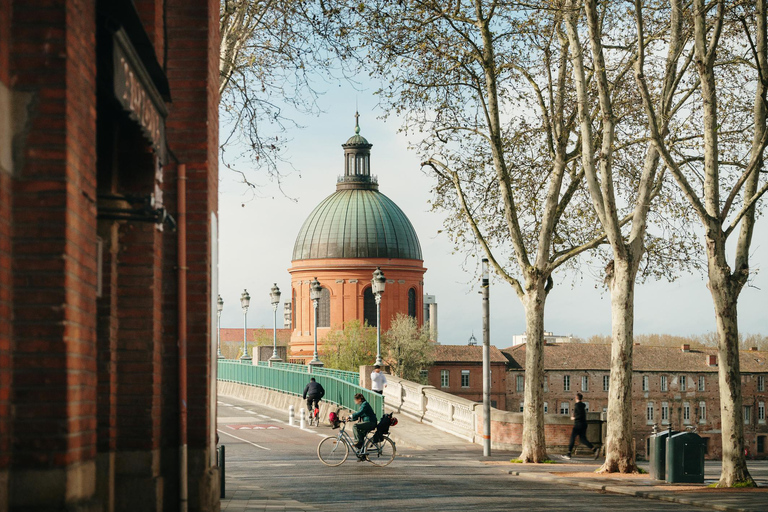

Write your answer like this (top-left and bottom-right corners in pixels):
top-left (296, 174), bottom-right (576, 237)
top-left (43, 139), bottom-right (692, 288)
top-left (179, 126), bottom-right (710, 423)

top-left (166, 0), bottom-right (220, 509)
top-left (7, 0), bottom-right (99, 509)
top-left (113, 220), bottom-right (164, 512)
top-left (96, 220), bottom-right (119, 512)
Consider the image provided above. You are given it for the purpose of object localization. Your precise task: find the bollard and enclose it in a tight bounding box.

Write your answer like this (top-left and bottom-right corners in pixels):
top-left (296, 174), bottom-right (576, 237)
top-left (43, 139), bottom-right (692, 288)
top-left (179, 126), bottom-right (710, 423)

top-left (300, 408), bottom-right (306, 429)
top-left (218, 444), bottom-right (225, 499)
top-left (288, 405), bottom-right (295, 426)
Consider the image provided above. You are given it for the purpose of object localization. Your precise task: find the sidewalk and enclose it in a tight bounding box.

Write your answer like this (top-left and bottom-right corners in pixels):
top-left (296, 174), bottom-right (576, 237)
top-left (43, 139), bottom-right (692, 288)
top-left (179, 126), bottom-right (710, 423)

top-left (499, 460), bottom-right (768, 512)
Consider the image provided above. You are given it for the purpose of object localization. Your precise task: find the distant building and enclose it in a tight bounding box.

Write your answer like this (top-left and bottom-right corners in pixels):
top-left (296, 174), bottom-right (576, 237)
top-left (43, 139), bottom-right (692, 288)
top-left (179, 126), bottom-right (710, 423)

top-left (503, 343), bottom-right (768, 460)
top-left (288, 116), bottom-right (427, 362)
top-left (423, 294), bottom-right (438, 341)
top-left (425, 345), bottom-right (508, 410)
top-left (510, 331), bottom-right (574, 346)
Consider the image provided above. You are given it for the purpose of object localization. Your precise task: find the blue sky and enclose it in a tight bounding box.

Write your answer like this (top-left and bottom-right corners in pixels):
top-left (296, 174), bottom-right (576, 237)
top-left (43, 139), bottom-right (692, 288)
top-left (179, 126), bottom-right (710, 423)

top-left (217, 84), bottom-right (767, 346)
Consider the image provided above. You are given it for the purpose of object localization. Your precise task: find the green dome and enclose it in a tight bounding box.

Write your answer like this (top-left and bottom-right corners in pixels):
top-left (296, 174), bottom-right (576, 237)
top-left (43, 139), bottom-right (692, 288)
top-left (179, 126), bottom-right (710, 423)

top-left (345, 133), bottom-right (370, 145)
top-left (292, 189), bottom-right (422, 261)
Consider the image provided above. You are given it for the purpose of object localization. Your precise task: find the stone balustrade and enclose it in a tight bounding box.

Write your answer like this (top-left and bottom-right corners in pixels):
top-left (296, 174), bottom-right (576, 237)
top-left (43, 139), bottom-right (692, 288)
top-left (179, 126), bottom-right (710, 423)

top-left (382, 373), bottom-right (604, 453)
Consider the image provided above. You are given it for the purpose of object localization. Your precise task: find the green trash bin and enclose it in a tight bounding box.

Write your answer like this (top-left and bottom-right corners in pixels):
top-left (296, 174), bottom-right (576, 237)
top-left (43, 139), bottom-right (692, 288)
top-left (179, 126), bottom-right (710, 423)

top-left (649, 429), bottom-right (675, 480)
top-left (666, 431), bottom-right (705, 484)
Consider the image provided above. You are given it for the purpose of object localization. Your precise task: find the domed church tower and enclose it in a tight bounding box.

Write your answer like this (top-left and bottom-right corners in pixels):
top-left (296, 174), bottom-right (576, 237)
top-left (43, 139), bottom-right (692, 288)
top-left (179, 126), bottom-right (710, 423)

top-left (288, 114), bottom-right (427, 362)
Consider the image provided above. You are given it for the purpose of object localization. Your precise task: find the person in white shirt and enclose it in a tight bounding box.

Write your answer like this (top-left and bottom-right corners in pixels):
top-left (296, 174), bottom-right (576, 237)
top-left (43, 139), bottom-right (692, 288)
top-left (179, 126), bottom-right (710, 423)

top-left (370, 364), bottom-right (387, 394)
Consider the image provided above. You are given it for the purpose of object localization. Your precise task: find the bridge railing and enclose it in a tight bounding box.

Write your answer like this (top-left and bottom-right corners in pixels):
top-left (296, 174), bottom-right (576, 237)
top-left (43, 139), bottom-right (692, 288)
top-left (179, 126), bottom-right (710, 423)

top-left (254, 360), bottom-right (360, 385)
top-left (218, 359), bottom-right (381, 416)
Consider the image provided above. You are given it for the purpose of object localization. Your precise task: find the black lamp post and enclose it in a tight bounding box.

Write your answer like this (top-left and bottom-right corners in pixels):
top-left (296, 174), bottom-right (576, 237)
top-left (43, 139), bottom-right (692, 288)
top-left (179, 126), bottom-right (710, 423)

top-left (217, 294), bottom-right (224, 359)
top-left (240, 289), bottom-right (251, 361)
top-left (269, 284), bottom-right (282, 362)
top-left (371, 267), bottom-right (386, 366)
top-left (309, 278), bottom-right (323, 367)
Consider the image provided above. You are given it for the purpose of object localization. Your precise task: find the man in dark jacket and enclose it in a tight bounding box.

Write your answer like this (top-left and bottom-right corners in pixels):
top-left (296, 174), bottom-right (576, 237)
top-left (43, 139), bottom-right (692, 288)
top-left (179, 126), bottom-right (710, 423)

top-left (302, 377), bottom-right (325, 415)
top-left (562, 393), bottom-right (600, 460)
top-left (348, 393), bottom-right (377, 458)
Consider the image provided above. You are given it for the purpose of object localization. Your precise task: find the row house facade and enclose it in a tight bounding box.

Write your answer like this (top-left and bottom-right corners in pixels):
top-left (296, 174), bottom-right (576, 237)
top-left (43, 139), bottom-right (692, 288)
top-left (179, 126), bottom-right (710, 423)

top-left (503, 343), bottom-right (768, 460)
top-left (423, 345), bottom-right (508, 410)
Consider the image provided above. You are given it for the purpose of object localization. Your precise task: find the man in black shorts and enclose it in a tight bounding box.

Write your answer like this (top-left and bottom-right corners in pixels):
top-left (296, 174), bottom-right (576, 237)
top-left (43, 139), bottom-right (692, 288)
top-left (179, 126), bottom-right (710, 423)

top-left (302, 377), bottom-right (325, 414)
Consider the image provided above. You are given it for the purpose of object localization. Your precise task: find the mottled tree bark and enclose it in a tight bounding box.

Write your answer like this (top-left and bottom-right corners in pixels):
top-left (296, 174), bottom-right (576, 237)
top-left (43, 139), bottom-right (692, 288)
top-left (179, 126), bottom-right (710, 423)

top-left (520, 279), bottom-right (549, 463)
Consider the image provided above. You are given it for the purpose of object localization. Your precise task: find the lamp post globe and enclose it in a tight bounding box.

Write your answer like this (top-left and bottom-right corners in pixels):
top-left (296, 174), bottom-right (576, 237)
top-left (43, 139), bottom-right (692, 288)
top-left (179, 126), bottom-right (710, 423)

top-left (371, 267), bottom-right (386, 366)
top-left (240, 289), bottom-right (251, 361)
top-left (269, 284), bottom-right (282, 362)
top-left (216, 294), bottom-right (224, 358)
top-left (308, 277), bottom-right (324, 367)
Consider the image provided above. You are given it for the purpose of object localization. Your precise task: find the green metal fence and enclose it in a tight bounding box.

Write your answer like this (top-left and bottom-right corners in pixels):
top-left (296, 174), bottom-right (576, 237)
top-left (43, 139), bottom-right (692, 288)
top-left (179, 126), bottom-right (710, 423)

top-left (252, 360), bottom-right (360, 385)
top-left (218, 359), bottom-right (382, 417)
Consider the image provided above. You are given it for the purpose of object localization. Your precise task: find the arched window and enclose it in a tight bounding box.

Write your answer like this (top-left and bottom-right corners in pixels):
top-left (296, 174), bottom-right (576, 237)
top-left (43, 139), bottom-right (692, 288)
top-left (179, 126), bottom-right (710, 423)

top-left (363, 286), bottom-right (377, 327)
top-left (291, 289), bottom-right (296, 330)
top-left (408, 288), bottom-right (417, 318)
top-left (318, 287), bottom-right (331, 327)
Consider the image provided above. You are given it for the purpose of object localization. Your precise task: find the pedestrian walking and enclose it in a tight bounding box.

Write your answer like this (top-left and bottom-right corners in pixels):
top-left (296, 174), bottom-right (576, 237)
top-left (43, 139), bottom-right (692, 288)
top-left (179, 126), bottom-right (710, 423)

top-left (561, 393), bottom-right (600, 460)
top-left (370, 364), bottom-right (387, 395)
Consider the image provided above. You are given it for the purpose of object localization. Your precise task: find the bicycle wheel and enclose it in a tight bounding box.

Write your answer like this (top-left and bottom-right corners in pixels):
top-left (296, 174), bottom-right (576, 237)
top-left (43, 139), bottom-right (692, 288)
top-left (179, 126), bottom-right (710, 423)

top-left (317, 437), bottom-right (349, 466)
top-left (366, 437), bottom-right (396, 467)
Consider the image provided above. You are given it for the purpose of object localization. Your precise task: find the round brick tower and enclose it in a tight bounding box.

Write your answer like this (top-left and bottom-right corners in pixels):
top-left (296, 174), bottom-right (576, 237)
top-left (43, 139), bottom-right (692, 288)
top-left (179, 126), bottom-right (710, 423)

top-left (288, 114), bottom-right (426, 362)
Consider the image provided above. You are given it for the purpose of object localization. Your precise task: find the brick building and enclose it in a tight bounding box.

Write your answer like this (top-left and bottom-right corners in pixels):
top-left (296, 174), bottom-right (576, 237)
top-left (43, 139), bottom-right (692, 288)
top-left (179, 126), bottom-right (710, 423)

top-left (0, 1), bottom-right (220, 510)
top-left (503, 343), bottom-right (768, 460)
top-left (424, 345), bottom-right (508, 410)
top-left (288, 118), bottom-right (427, 362)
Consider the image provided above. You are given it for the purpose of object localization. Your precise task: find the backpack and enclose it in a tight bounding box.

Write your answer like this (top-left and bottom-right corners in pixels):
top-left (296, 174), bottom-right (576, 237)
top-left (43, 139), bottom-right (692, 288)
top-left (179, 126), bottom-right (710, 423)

top-left (371, 412), bottom-right (397, 442)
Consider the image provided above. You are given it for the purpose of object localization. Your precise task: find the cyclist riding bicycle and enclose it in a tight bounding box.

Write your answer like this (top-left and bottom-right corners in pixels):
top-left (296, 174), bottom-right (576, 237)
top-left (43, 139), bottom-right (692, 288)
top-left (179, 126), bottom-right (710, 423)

top-left (345, 393), bottom-right (377, 459)
top-left (302, 377), bottom-right (325, 419)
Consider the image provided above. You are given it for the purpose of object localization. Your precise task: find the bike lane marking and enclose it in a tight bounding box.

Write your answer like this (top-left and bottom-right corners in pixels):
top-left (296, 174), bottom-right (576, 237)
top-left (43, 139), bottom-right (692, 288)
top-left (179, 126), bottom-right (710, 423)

top-left (217, 428), bottom-right (271, 450)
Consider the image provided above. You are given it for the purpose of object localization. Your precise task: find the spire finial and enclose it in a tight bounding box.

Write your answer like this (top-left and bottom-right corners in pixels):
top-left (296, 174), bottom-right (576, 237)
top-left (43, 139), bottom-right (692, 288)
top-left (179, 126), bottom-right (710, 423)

top-left (354, 110), bottom-right (360, 134)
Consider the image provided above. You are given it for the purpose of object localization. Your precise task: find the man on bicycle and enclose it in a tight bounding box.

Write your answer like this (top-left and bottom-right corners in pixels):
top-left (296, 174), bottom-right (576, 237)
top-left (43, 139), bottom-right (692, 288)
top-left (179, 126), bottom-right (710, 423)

top-left (302, 377), bottom-right (325, 417)
top-left (347, 393), bottom-right (377, 454)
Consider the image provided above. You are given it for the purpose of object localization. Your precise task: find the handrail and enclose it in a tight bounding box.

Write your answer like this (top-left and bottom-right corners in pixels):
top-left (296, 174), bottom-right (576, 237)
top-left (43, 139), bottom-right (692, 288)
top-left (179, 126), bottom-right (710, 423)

top-left (259, 361), bottom-right (360, 385)
top-left (217, 359), bottom-right (381, 417)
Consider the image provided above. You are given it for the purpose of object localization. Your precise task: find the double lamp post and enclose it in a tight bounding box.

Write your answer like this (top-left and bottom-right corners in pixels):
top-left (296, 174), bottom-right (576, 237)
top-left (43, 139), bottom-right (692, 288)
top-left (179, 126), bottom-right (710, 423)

top-left (218, 267), bottom-right (386, 367)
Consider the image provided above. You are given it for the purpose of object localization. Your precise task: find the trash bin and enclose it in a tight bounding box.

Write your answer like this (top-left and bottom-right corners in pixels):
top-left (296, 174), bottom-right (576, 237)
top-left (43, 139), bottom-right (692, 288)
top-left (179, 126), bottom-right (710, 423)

top-left (649, 429), bottom-right (675, 480)
top-left (666, 431), bottom-right (705, 484)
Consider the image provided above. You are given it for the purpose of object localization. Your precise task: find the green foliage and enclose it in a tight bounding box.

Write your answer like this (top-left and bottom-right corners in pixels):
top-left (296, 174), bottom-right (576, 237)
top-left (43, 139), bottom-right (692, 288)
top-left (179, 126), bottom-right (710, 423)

top-left (383, 313), bottom-right (434, 381)
top-left (322, 319), bottom-right (377, 371)
top-left (509, 459), bottom-right (523, 463)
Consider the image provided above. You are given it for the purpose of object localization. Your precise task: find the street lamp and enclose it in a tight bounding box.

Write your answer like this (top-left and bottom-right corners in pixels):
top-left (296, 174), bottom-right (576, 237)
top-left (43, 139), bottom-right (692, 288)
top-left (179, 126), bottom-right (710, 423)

top-left (309, 278), bottom-right (324, 367)
top-left (481, 258), bottom-right (491, 456)
top-left (372, 267), bottom-right (386, 366)
top-left (240, 289), bottom-right (251, 361)
top-left (217, 294), bottom-right (224, 358)
top-left (269, 283), bottom-right (282, 362)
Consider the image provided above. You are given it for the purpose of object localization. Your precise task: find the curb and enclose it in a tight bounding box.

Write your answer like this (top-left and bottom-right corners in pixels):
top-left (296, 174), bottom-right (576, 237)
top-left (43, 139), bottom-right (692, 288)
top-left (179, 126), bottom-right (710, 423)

top-left (508, 471), bottom-right (763, 512)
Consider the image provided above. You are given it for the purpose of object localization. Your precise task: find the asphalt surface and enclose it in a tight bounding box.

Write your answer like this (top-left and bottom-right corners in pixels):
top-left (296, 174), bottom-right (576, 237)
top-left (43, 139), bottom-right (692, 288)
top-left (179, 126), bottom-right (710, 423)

top-left (217, 396), bottom-right (713, 511)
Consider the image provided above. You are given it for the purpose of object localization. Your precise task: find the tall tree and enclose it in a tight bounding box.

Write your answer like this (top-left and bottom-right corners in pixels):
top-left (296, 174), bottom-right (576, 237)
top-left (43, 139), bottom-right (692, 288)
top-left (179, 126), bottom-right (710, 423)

top-left (219, 0), bottom-right (355, 182)
top-left (322, 320), bottom-right (377, 372)
top-left (340, 0), bottom-right (614, 462)
top-left (634, 0), bottom-right (768, 486)
top-left (384, 313), bottom-right (434, 381)
top-left (563, 0), bottom-right (693, 473)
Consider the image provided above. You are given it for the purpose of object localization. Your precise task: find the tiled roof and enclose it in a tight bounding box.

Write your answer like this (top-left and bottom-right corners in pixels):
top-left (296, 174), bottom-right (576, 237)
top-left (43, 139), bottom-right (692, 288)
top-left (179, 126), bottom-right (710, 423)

top-left (432, 344), bottom-right (508, 363)
top-left (219, 328), bottom-right (292, 343)
top-left (502, 343), bottom-right (768, 373)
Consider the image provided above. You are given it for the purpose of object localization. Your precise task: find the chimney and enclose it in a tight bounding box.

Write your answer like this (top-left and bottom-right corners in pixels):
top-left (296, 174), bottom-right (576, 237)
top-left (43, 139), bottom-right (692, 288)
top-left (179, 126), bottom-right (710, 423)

top-left (681, 344), bottom-right (690, 352)
top-left (706, 354), bottom-right (717, 366)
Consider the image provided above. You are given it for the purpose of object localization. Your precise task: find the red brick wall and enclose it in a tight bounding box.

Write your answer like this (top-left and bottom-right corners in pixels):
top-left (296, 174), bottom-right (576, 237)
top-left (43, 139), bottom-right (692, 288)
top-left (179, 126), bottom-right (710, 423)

top-left (165, 0), bottom-right (219, 457)
top-left (506, 368), bottom-right (768, 459)
top-left (10, 0), bottom-right (98, 470)
top-left (427, 361), bottom-right (507, 410)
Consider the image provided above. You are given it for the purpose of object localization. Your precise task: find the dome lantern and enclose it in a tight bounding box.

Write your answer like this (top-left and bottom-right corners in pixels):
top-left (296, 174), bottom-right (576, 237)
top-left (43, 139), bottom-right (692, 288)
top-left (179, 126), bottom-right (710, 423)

top-left (339, 111), bottom-right (376, 191)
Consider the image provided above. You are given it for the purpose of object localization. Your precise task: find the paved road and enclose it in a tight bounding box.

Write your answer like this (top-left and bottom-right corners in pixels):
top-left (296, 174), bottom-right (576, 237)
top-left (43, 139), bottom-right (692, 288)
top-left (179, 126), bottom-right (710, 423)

top-left (217, 396), bottom-right (712, 511)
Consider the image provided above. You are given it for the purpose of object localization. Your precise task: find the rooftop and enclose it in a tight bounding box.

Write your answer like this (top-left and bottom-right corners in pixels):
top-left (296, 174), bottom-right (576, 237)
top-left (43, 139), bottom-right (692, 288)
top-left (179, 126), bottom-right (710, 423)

top-left (432, 344), bottom-right (508, 363)
top-left (502, 343), bottom-right (768, 373)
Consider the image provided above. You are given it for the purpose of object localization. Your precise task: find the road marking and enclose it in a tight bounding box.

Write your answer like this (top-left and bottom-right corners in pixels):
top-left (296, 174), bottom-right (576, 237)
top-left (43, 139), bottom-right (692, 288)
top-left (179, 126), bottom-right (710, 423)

top-left (233, 406), bottom-right (245, 411)
top-left (245, 410), bottom-right (257, 414)
top-left (217, 429), bottom-right (271, 451)
top-left (217, 402), bottom-right (232, 407)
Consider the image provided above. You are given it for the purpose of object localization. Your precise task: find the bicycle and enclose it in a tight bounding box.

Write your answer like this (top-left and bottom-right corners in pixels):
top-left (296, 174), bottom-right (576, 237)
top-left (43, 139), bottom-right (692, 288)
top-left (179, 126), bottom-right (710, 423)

top-left (308, 406), bottom-right (320, 427)
top-left (317, 419), bottom-right (396, 467)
